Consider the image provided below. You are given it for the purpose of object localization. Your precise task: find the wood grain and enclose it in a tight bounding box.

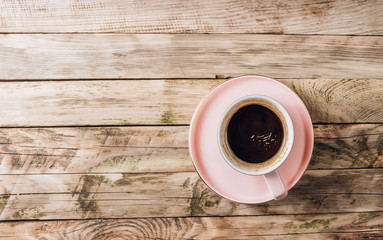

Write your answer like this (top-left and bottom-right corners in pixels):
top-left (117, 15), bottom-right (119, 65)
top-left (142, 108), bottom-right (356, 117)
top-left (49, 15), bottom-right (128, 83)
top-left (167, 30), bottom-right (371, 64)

top-left (1, 34), bottom-right (382, 80)
top-left (0, 213), bottom-right (381, 239)
top-left (0, 169), bottom-right (382, 220)
top-left (0, 79), bottom-right (382, 127)
top-left (0, 79), bottom-right (218, 127)
top-left (0, 124), bottom-right (382, 174)
top-left (1, 0), bottom-right (381, 237)
top-left (0, 0), bottom-right (382, 35)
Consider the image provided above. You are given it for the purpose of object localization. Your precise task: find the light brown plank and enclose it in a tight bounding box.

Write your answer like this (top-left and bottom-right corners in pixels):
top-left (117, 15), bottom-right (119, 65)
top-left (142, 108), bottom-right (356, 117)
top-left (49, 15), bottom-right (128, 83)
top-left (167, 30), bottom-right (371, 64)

top-left (1, 34), bottom-right (382, 80)
top-left (0, 126), bottom-right (192, 174)
top-left (0, 0), bottom-right (382, 34)
top-left (311, 124), bottom-right (383, 169)
top-left (0, 79), bottom-right (218, 126)
top-left (0, 170), bottom-right (382, 220)
top-left (0, 79), bottom-right (383, 127)
top-left (0, 124), bottom-right (382, 174)
top-left (0, 213), bottom-right (381, 239)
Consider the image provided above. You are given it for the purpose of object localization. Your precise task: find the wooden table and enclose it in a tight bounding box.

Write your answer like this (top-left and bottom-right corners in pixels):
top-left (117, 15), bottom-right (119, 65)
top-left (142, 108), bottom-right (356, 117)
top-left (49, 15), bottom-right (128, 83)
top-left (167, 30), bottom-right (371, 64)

top-left (0, 0), bottom-right (382, 239)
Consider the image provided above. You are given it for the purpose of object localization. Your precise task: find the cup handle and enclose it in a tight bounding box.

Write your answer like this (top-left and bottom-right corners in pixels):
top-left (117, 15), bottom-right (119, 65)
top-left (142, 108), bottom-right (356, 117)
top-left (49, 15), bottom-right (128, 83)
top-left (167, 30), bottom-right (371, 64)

top-left (264, 170), bottom-right (287, 200)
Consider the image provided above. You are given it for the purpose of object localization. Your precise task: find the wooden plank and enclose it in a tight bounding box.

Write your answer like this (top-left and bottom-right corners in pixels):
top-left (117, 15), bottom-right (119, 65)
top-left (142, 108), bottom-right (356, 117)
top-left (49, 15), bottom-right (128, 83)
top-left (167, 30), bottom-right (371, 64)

top-left (311, 124), bottom-right (383, 169)
top-left (1, 34), bottom-right (382, 79)
top-left (0, 170), bottom-right (381, 220)
top-left (0, 79), bottom-right (383, 127)
top-left (0, 0), bottom-right (382, 34)
top-left (0, 124), bottom-right (382, 174)
top-left (0, 213), bottom-right (381, 239)
top-left (0, 79), bottom-right (218, 127)
top-left (0, 126), bottom-right (192, 174)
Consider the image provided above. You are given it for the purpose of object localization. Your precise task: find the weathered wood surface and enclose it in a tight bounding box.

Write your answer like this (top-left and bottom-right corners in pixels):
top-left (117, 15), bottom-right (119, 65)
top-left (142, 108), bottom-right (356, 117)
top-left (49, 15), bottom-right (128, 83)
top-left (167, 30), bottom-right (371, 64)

top-left (1, 0), bottom-right (382, 237)
top-left (0, 213), bottom-right (381, 239)
top-left (0, 124), bottom-right (382, 174)
top-left (1, 0), bottom-right (382, 34)
top-left (0, 79), bottom-right (382, 127)
top-left (0, 169), bottom-right (381, 220)
top-left (1, 35), bottom-right (382, 80)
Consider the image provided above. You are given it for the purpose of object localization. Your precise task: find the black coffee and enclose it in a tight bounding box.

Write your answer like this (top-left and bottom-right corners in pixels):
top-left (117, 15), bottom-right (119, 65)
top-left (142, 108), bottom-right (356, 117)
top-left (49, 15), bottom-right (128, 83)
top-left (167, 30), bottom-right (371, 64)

top-left (227, 104), bottom-right (284, 164)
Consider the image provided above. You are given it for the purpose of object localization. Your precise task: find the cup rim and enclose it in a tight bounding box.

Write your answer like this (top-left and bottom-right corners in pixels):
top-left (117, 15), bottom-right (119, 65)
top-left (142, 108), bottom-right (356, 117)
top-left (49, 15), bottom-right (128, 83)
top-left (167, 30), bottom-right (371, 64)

top-left (218, 95), bottom-right (294, 175)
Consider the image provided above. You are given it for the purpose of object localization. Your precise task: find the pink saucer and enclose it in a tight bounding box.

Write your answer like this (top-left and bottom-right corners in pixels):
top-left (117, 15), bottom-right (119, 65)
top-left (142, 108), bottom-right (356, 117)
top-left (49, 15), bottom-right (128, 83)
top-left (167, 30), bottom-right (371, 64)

top-left (189, 76), bottom-right (314, 204)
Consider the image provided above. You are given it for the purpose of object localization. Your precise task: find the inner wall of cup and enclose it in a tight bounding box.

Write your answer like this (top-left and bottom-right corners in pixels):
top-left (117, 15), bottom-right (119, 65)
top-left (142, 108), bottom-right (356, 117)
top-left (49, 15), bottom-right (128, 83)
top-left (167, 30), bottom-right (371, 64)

top-left (220, 98), bottom-right (289, 171)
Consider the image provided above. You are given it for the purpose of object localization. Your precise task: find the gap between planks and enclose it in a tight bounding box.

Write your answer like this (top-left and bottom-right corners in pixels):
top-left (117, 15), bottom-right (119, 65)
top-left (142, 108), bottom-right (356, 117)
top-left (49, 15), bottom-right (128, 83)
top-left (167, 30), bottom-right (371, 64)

top-left (0, 211), bottom-right (381, 222)
top-left (0, 77), bottom-right (383, 82)
top-left (2, 33), bottom-right (383, 36)
top-left (0, 123), bottom-right (383, 129)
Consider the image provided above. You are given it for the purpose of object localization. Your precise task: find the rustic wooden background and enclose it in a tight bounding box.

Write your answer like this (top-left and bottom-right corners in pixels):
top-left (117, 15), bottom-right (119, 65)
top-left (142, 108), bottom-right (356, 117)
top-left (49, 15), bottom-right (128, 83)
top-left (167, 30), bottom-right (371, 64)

top-left (0, 0), bottom-right (383, 239)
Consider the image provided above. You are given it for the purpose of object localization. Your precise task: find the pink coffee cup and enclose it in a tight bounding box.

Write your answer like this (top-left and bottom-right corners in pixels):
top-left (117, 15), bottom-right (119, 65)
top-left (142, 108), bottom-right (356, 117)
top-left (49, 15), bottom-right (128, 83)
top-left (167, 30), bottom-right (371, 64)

top-left (218, 95), bottom-right (294, 200)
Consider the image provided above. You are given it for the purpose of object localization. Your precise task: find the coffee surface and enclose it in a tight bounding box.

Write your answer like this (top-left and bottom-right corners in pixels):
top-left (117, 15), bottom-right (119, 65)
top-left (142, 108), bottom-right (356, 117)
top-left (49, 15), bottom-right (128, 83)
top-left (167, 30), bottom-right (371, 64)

top-left (227, 104), bottom-right (284, 164)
